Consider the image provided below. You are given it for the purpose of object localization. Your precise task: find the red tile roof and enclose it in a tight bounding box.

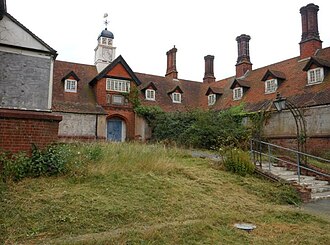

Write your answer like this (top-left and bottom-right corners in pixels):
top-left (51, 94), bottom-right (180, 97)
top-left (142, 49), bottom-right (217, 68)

top-left (201, 47), bottom-right (330, 111)
top-left (52, 60), bottom-right (106, 114)
top-left (52, 46), bottom-right (330, 115)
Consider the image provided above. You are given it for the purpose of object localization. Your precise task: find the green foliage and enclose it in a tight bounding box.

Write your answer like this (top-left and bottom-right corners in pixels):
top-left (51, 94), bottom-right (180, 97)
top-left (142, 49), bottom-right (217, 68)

top-left (122, 86), bottom-right (141, 109)
top-left (151, 106), bottom-right (251, 150)
top-left (222, 148), bottom-right (255, 176)
top-left (1, 144), bottom-right (69, 181)
top-left (134, 105), bottom-right (164, 126)
top-left (84, 143), bottom-right (103, 161)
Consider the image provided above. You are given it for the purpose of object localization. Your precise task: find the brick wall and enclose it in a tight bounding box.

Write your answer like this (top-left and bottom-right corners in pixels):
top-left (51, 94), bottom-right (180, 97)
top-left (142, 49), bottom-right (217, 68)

top-left (104, 107), bottom-right (136, 140)
top-left (0, 109), bottom-right (62, 153)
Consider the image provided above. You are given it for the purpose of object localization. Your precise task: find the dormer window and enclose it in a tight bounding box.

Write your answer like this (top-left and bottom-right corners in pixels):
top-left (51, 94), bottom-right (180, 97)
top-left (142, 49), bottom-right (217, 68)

top-left (308, 67), bottom-right (324, 85)
top-left (172, 92), bottom-right (181, 103)
top-left (208, 94), bottom-right (216, 106)
top-left (145, 89), bottom-right (155, 101)
top-left (265, 79), bottom-right (278, 94)
top-left (64, 79), bottom-right (77, 93)
top-left (106, 78), bottom-right (130, 93)
top-left (233, 87), bottom-right (243, 100)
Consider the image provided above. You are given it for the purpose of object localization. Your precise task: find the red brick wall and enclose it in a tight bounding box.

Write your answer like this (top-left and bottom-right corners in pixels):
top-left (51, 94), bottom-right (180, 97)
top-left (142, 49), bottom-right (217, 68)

top-left (104, 107), bottom-right (136, 140)
top-left (0, 109), bottom-right (62, 153)
top-left (269, 136), bottom-right (330, 156)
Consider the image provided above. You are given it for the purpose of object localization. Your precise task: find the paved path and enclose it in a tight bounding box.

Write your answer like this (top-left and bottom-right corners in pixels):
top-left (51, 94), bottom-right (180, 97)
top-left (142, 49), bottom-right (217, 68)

top-left (302, 199), bottom-right (330, 221)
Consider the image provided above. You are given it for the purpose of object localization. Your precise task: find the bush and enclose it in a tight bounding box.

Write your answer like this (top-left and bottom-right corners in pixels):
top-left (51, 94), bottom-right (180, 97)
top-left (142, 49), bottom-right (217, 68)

top-left (151, 106), bottom-right (251, 150)
top-left (222, 149), bottom-right (255, 176)
top-left (1, 144), bottom-right (69, 181)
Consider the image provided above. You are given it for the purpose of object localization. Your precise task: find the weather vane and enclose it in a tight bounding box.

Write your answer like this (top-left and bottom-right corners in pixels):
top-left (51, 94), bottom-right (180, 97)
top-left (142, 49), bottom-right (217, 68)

top-left (104, 13), bottom-right (109, 29)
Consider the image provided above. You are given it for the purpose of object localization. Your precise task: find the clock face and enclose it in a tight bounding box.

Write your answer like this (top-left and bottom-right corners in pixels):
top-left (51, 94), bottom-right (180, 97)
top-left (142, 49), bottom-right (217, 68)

top-left (102, 49), bottom-right (112, 60)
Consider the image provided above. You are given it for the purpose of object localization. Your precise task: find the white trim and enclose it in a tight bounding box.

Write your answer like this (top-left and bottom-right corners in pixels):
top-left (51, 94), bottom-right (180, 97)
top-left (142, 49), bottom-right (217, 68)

top-left (145, 89), bottom-right (156, 101)
top-left (48, 58), bottom-right (54, 109)
top-left (265, 79), bottom-right (278, 94)
top-left (233, 87), bottom-right (243, 100)
top-left (307, 67), bottom-right (324, 85)
top-left (208, 94), bottom-right (216, 106)
top-left (0, 45), bottom-right (52, 59)
top-left (172, 92), bottom-right (182, 103)
top-left (106, 78), bottom-right (130, 92)
top-left (64, 79), bottom-right (77, 93)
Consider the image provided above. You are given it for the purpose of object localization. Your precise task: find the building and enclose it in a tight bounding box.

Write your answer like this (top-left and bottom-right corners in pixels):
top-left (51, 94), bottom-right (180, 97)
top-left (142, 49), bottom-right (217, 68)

top-left (52, 3), bottom-right (329, 153)
top-left (0, 0), bottom-right (62, 153)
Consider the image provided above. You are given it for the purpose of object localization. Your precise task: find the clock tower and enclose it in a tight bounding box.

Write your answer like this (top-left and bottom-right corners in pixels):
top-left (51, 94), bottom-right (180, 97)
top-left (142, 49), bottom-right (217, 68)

top-left (95, 14), bottom-right (116, 73)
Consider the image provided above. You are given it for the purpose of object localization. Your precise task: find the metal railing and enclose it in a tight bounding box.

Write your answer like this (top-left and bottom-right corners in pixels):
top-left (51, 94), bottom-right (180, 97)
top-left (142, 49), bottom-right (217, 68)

top-left (250, 139), bottom-right (330, 183)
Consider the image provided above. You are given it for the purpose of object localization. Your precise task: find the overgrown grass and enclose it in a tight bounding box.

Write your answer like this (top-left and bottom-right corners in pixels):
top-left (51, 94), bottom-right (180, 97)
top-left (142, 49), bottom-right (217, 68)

top-left (1, 142), bottom-right (329, 244)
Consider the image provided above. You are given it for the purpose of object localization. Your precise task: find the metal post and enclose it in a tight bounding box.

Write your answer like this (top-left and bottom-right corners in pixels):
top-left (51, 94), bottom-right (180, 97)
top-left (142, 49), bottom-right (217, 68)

top-left (268, 144), bottom-right (272, 171)
top-left (296, 151), bottom-right (301, 183)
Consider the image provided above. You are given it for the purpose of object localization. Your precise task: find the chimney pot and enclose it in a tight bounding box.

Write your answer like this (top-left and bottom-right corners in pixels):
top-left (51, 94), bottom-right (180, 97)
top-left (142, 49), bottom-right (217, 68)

top-left (235, 34), bottom-right (252, 77)
top-left (203, 55), bottom-right (215, 83)
top-left (299, 3), bottom-right (322, 59)
top-left (165, 46), bottom-right (178, 79)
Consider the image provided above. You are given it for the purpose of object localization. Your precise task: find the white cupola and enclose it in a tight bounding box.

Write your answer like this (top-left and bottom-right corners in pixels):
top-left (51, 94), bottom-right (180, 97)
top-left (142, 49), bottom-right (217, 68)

top-left (94, 14), bottom-right (116, 73)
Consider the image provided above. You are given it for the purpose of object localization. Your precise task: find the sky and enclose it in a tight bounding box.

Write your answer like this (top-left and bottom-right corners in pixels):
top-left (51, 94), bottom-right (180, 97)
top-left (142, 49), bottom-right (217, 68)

top-left (7, 0), bottom-right (330, 82)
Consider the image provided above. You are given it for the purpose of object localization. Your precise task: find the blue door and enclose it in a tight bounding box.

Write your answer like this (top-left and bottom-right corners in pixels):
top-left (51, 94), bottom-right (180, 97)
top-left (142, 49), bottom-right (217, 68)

top-left (107, 119), bottom-right (122, 141)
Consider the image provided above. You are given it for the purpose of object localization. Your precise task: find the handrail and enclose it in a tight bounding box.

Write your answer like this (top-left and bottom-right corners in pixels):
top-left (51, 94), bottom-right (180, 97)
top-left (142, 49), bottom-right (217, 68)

top-left (254, 139), bottom-right (330, 164)
top-left (250, 139), bottom-right (330, 183)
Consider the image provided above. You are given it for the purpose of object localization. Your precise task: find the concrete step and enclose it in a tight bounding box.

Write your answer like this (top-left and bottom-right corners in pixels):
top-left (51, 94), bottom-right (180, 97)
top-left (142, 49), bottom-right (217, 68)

top-left (257, 162), bottom-right (330, 200)
top-left (311, 191), bottom-right (330, 201)
top-left (278, 174), bottom-right (315, 182)
top-left (309, 185), bottom-right (330, 193)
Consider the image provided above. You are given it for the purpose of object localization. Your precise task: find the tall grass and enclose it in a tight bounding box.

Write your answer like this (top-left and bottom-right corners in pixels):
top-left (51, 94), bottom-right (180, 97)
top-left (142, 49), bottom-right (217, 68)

top-left (1, 142), bottom-right (329, 244)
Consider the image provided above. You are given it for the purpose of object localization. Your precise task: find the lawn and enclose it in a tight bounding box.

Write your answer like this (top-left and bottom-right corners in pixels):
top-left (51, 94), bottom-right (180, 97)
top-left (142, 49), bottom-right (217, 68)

top-left (0, 142), bottom-right (329, 244)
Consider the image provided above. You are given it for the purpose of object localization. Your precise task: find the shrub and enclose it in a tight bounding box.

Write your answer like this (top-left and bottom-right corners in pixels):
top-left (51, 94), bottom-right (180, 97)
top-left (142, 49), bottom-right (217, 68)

top-left (151, 106), bottom-right (251, 150)
top-left (1, 144), bottom-right (69, 181)
top-left (222, 149), bottom-right (255, 176)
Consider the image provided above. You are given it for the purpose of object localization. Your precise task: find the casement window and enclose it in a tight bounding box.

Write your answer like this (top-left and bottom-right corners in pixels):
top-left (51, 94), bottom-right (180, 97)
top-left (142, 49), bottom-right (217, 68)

top-left (112, 95), bottom-right (124, 105)
top-left (208, 94), bottom-right (216, 106)
top-left (233, 87), bottom-right (243, 100)
top-left (172, 92), bottom-right (182, 103)
top-left (106, 78), bottom-right (130, 93)
top-left (145, 89), bottom-right (156, 101)
top-left (64, 79), bottom-right (77, 93)
top-left (308, 67), bottom-right (324, 85)
top-left (265, 79), bottom-right (278, 94)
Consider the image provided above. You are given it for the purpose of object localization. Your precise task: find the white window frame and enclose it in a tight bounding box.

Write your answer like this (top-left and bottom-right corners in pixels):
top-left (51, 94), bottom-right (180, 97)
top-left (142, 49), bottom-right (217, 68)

top-left (112, 95), bottom-right (124, 105)
top-left (172, 92), bottom-right (182, 103)
top-left (233, 87), bottom-right (243, 100)
top-left (265, 79), bottom-right (278, 94)
top-left (106, 78), bottom-right (130, 93)
top-left (208, 94), bottom-right (216, 106)
top-left (145, 89), bottom-right (156, 101)
top-left (307, 67), bottom-right (324, 85)
top-left (64, 79), bottom-right (77, 93)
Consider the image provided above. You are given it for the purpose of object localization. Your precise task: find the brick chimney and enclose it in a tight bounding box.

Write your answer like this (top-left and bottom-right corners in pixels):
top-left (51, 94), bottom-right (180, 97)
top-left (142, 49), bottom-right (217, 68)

top-left (299, 3), bottom-right (322, 59)
top-left (165, 46), bottom-right (178, 79)
top-left (0, 0), bottom-right (6, 19)
top-left (235, 34), bottom-right (252, 77)
top-left (203, 55), bottom-right (216, 83)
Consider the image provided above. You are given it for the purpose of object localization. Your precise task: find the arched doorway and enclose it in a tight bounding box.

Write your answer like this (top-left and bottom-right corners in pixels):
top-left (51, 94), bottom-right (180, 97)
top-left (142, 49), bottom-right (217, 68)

top-left (107, 117), bottom-right (126, 142)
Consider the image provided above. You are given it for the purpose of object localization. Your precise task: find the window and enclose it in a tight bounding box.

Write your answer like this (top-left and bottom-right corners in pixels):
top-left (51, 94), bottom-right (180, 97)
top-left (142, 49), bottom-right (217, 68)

top-left (308, 67), bottom-right (324, 85)
top-left (106, 78), bottom-right (130, 92)
top-left (233, 87), bottom-right (243, 100)
top-left (145, 89), bottom-right (155, 101)
top-left (172, 92), bottom-right (181, 103)
top-left (106, 94), bottom-right (111, 104)
top-left (64, 79), bottom-right (77, 93)
top-left (102, 37), bottom-right (107, 45)
top-left (208, 94), bottom-right (216, 106)
top-left (265, 79), bottom-right (278, 94)
top-left (112, 95), bottom-right (124, 105)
